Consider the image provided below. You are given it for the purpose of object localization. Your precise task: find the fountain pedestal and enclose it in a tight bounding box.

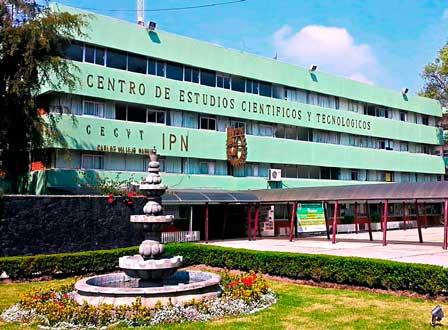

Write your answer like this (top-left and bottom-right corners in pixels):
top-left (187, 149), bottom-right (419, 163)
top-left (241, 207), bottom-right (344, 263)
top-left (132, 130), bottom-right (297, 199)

top-left (74, 148), bottom-right (221, 307)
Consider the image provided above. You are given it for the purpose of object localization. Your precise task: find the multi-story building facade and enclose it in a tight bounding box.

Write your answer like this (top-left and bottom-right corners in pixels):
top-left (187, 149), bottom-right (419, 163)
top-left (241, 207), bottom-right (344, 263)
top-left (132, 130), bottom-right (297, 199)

top-left (31, 4), bottom-right (445, 194)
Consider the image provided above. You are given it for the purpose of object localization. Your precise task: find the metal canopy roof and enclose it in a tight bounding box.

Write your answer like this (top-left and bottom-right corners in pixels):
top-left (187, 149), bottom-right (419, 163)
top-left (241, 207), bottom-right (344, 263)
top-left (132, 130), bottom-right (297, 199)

top-left (162, 189), bottom-right (259, 205)
top-left (249, 181), bottom-right (448, 203)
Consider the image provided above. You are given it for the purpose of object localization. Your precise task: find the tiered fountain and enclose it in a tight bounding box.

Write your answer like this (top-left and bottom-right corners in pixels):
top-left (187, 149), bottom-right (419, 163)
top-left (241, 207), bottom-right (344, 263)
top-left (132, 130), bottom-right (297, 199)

top-left (74, 148), bottom-right (221, 307)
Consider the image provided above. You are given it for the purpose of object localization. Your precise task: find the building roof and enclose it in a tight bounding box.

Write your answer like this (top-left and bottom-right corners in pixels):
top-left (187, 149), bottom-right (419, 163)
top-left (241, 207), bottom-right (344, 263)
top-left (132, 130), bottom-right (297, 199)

top-left (163, 189), bottom-right (259, 205)
top-left (248, 181), bottom-right (448, 203)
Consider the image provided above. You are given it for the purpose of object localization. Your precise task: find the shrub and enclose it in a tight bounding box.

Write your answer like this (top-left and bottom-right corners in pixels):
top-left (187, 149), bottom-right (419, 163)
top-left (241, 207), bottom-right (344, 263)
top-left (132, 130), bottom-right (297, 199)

top-left (1, 244), bottom-right (448, 295)
top-left (164, 244), bottom-right (448, 296)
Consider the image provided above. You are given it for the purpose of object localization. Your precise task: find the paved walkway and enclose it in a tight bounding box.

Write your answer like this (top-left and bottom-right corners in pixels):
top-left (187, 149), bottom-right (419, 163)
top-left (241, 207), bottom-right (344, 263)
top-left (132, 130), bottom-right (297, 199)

top-left (207, 227), bottom-right (448, 267)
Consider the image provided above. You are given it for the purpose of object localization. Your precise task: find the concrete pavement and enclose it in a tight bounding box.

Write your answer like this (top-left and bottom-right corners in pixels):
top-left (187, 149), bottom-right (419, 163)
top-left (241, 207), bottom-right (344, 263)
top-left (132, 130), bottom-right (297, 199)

top-left (206, 227), bottom-right (448, 267)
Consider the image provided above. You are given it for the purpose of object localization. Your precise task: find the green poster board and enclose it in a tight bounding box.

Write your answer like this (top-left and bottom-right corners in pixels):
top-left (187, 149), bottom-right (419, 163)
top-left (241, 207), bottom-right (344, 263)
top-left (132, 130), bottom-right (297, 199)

top-left (296, 203), bottom-right (326, 233)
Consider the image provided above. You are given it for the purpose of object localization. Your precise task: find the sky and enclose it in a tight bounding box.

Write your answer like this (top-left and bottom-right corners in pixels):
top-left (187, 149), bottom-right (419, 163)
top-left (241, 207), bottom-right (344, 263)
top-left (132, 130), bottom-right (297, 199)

top-left (50, 0), bottom-right (448, 95)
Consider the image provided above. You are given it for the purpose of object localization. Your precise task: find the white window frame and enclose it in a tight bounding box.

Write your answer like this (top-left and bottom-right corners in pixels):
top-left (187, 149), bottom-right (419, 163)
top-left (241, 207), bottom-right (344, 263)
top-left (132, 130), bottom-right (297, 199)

top-left (216, 73), bottom-right (231, 89)
top-left (199, 161), bottom-right (215, 175)
top-left (82, 100), bottom-right (105, 118)
top-left (231, 120), bottom-right (246, 132)
top-left (147, 109), bottom-right (166, 125)
top-left (199, 116), bottom-right (216, 131)
top-left (259, 124), bottom-right (274, 137)
top-left (81, 153), bottom-right (104, 170)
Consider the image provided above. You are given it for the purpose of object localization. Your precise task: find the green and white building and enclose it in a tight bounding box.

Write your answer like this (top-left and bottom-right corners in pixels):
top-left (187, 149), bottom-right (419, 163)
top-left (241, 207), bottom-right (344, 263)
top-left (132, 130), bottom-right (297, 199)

top-left (31, 4), bottom-right (445, 194)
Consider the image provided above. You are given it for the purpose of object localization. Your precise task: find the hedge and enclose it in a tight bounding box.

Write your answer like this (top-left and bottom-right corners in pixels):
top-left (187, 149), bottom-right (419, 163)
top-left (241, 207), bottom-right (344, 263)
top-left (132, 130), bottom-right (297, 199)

top-left (1, 243), bottom-right (447, 296)
top-left (0, 246), bottom-right (138, 279)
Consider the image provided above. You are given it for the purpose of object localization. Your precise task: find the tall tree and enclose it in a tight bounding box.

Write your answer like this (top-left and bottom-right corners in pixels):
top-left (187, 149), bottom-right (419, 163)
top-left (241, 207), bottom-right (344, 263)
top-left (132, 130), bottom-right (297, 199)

top-left (0, 0), bottom-right (85, 192)
top-left (420, 43), bottom-right (448, 108)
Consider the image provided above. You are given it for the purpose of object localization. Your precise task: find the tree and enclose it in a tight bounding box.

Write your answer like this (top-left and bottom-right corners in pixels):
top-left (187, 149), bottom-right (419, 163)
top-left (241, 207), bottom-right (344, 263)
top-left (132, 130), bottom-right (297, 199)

top-left (420, 42), bottom-right (448, 108)
top-left (0, 0), bottom-right (85, 192)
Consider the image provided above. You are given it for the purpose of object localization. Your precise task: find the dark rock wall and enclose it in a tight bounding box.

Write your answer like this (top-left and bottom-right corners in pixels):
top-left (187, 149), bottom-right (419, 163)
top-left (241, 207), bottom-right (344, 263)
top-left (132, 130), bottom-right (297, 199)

top-left (0, 195), bottom-right (147, 257)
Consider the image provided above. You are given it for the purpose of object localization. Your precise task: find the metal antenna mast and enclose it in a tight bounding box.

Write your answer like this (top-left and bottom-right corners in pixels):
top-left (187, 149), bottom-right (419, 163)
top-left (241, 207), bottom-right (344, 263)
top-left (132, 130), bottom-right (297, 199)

top-left (137, 0), bottom-right (144, 26)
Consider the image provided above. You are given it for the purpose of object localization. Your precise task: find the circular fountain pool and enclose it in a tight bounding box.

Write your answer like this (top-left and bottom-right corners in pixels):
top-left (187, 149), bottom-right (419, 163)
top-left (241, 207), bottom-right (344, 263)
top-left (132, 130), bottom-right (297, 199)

top-left (74, 271), bottom-right (221, 307)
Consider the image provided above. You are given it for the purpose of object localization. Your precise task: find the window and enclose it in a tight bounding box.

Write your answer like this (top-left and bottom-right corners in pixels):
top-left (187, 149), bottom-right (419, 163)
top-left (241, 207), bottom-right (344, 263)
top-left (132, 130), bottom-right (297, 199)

top-left (246, 79), bottom-right (259, 94)
top-left (443, 150), bottom-right (448, 157)
top-left (422, 115), bottom-right (429, 126)
top-left (351, 169), bottom-right (359, 181)
top-left (147, 109), bottom-right (165, 124)
top-left (379, 139), bottom-right (393, 150)
top-left (84, 45), bottom-right (105, 65)
top-left (184, 67), bottom-right (199, 83)
top-left (156, 61), bottom-right (165, 77)
top-left (81, 154), bottom-right (104, 170)
top-left (259, 82), bottom-right (272, 97)
top-left (400, 111), bottom-right (407, 122)
top-left (64, 41), bottom-right (83, 61)
top-left (128, 54), bottom-right (147, 74)
top-left (166, 62), bottom-right (184, 81)
top-left (259, 125), bottom-right (274, 137)
top-left (200, 70), bottom-right (216, 87)
top-left (115, 103), bottom-right (127, 120)
top-left (216, 74), bottom-right (230, 89)
top-left (231, 120), bottom-right (246, 131)
top-left (400, 142), bottom-right (409, 152)
top-left (83, 100), bottom-right (104, 117)
top-left (231, 76), bottom-right (246, 92)
top-left (127, 105), bottom-right (146, 123)
top-left (199, 161), bottom-right (215, 175)
top-left (158, 158), bottom-right (166, 172)
top-left (382, 171), bottom-right (393, 182)
top-left (244, 164), bottom-right (258, 177)
top-left (148, 58), bottom-right (156, 75)
top-left (106, 49), bottom-right (127, 70)
top-left (200, 117), bottom-right (216, 130)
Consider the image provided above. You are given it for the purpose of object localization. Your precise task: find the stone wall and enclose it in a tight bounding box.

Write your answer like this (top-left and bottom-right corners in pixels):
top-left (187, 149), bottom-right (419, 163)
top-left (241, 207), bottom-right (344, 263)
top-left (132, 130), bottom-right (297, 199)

top-left (0, 195), bottom-right (148, 257)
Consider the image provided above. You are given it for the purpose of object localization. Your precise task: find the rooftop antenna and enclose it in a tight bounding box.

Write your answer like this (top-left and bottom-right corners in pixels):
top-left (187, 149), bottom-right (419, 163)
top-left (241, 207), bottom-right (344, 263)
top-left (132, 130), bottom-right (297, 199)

top-left (137, 0), bottom-right (145, 26)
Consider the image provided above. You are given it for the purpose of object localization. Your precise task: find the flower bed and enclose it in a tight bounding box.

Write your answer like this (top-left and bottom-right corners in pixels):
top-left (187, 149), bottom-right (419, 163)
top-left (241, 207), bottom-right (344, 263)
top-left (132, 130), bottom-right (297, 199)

top-left (1, 271), bottom-right (276, 329)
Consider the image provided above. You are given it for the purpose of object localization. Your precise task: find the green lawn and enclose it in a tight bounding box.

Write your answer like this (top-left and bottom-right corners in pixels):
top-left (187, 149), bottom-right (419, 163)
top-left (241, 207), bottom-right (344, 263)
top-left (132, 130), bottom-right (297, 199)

top-left (0, 278), bottom-right (442, 330)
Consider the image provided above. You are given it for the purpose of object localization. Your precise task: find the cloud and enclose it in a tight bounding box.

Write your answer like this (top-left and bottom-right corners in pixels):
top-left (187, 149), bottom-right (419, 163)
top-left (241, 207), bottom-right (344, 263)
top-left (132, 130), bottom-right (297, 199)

top-left (443, 9), bottom-right (448, 20)
top-left (273, 25), bottom-right (378, 84)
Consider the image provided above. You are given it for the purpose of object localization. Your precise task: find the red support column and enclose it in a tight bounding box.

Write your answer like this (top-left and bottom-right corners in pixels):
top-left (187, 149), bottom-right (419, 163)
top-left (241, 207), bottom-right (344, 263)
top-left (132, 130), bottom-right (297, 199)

top-left (221, 204), bottom-right (228, 239)
top-left (403, 202), bottom-right (407, 230)
top-left (332, 201), bottom-right (339, 244)
top-left (366, 201), bottom-right (373, 241)
top-left (415, 200), bottom-right (423, 243)
top-left (253, 203), bottom-right (260, 241)
top-left (205, 203), bottom-right (209, 244)
top-left (443, 199), bottom-right (448, 250)
top-left (423, 202), bottom-right (428, 229)
top-left (289, 201), bottom-right (297, 242)
top-left (382, 199), bottom-right (388, 246)
top-left (247, 206), bottom-right (252, 241)
top-left (323, 202), bottom-right (331, 240)
top-left (354, 202), bottom-right (359, 234)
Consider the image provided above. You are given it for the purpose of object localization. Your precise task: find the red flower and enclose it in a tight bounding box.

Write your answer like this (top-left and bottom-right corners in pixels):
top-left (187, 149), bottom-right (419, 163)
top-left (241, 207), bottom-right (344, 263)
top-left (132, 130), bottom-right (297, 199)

top-left (241, 278), bottom-right (254, 286)
top-left (227, 281), bottom-right (238, 288)
top-left (63, 294), bottom-right (68, 299)
top-left (34, 296), bottom-right (41, 301)
top-left (107, 194), bottom-right (114, 204)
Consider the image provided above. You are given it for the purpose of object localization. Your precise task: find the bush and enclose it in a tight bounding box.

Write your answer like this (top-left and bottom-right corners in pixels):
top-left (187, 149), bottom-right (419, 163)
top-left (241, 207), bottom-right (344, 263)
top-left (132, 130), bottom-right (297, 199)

top-left (1, 244), bottom-right (448, 295)
top-left (164, 244), bottom-right (448, 296)
top-left (0, 246), bottom-right (138, 279)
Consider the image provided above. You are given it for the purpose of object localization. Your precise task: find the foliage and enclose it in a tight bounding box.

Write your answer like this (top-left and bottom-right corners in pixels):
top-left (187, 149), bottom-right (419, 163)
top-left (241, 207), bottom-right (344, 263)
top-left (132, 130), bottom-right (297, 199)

top-left (0, 0), bottom-right (86, 192)
top-left (220, 270), bottom-right (269, 303)
top-left (1, 244), bottom-right (448, 296)
top-left (165, 243), bottom-right (448, 296)
top-left (342, 215), bottom-right (354, 224)
top-left (1, 272), bottom-right (275, 327)
top-left (419, 42), bottom-right (448, 107)
top-left (371, 211), bottom-right (381, 223)
top-left (75, 170), bottom-right (139, 197)
top-left (0, 246), bottom-right (138, 279)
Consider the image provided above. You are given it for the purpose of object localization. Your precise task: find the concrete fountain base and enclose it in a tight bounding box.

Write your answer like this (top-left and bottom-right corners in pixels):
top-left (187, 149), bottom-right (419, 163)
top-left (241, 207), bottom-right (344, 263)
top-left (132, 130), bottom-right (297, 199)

top-left (74, 271), bottom-right (222, 307)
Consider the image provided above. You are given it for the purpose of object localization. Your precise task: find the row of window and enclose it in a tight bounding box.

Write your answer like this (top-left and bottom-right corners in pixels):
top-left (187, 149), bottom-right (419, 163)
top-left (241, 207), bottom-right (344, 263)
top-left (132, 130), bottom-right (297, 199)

top-left (76, 99), bottom-right (435, 155)
top-left (77, 152), bottom-right (436, 183)
top-left (64, 42), bottom-right (433, 125)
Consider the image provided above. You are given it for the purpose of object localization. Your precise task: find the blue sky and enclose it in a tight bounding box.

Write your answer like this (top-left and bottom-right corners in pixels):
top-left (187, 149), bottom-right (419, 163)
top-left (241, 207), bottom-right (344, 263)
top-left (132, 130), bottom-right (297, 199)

top-left (51, 0), bottom-right (448, 94)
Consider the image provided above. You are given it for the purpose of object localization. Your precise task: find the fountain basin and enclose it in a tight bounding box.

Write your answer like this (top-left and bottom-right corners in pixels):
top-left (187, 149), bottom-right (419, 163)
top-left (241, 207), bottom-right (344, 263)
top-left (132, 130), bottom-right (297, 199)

top-left (74, 271), bottom-right (222, 307)
top-left (119, 255), bottom-right (183, 280)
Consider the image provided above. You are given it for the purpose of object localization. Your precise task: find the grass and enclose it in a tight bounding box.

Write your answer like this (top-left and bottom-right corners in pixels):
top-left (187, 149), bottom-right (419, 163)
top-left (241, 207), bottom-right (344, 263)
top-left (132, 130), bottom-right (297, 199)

top-left (0, 278), bottom-right (443, 330)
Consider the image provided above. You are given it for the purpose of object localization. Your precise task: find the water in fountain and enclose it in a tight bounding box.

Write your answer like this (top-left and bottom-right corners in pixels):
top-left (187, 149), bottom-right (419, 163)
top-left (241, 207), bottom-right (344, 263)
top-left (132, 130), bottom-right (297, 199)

top-left (74, 148), bottom-right (221, 307)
